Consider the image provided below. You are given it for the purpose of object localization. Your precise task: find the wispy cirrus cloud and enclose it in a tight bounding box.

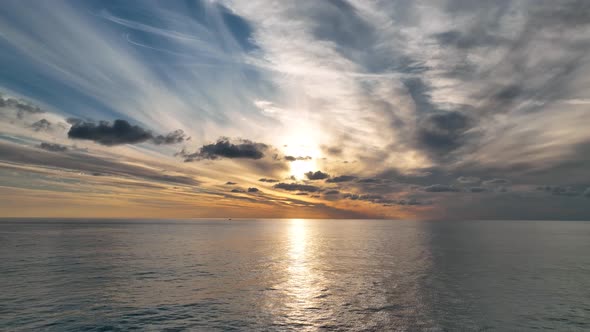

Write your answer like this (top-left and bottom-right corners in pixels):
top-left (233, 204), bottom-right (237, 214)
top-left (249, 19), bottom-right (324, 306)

top-left (1, 0), bottom-right (589, 219)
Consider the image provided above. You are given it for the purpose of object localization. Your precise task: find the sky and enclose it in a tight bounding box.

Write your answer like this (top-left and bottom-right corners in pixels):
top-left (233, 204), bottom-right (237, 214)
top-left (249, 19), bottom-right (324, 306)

top-left (1, 0), bottom-right (589, 220)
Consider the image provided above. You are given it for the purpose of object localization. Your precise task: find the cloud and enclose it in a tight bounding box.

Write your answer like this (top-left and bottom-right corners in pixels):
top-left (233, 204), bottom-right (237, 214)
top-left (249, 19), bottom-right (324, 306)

top-left (536, 185), bottom-right (581, 197)
top-left (68, 119), bottom-right (186, 146)
top-left (38, 142), bottom-right (68, 152)
top-left (469, 187), bottom-right (487, 193)
top-left (358, 178), bottom-right (380, 183)
top-left (152, 129), bottom-right (188, 145)
top-left (457, 176), bottom-right (480, 184)
top-left (326, 175), bottom-right (357, 183)
top-left (180, 137), bottom-right (268, 161)
top-left (305, 170), bottom-right (330, 180)
top-left (31, 119), bottom-right (52, 132)
top-left (247, 187), bottom-right (260, 193)
top-left (483, 178), bottom-right (511, 186)
top-left (284, 155), bottom-right (312, 161)
top-left (585, 188), bottom-right (590, 197)
top-left (423, 184), bottom-right (460, 192)
top-left (0, 95), bottom-right (44, 119)
top-left (321, 145), bottom-right (343, 157)
top-left (0, 142), bottom-right (200, 187)
top-left (324, 190), bottom-right (340, 195)
top-left (417, 111), bottom-right (473, 155)
top-left (259, 178), bottom-right (279, 183)
top-left (225, 181), bottom-right (237, 185)
top-left (433, 29), bottom-right (507, 50)
top-left (231, 188), bottom-right (245, 193)
top-left (273, 182), bottom-right (321, 192)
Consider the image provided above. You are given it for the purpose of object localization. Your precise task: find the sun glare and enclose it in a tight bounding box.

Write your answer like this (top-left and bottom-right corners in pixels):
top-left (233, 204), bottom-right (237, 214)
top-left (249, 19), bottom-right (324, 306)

top-left (279, 124), bottom-right (323, 180)
top-left (283, 140), bottom-right (320, 180)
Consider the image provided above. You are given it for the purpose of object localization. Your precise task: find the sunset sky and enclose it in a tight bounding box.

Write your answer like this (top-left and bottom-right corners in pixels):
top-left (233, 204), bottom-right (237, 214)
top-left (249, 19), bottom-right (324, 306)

top-left (1, 0), bottom-right (589, 220)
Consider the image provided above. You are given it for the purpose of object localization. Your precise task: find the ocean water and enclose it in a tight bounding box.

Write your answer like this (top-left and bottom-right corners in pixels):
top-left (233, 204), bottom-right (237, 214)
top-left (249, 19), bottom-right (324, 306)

top-left (0, 219), bottom-right (589, 331)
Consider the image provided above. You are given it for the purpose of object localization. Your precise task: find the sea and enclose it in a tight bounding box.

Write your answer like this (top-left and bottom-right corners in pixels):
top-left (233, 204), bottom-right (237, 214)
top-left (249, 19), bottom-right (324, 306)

top-left (0, 219), bottom-right (589, 331)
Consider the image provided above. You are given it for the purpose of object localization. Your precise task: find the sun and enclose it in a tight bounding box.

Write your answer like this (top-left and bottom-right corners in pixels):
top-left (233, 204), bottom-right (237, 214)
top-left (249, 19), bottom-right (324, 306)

top-left (290, 159), bottom-right (316, 180)
top-left (279, 124), bottom-right (323, 180)
top-left (282, 139), bottom-right (321, 180)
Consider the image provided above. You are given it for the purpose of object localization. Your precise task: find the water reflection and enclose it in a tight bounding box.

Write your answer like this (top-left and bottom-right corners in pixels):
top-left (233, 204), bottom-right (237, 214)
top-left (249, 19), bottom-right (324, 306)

top-left (288, 219), bottom-right (306, 264)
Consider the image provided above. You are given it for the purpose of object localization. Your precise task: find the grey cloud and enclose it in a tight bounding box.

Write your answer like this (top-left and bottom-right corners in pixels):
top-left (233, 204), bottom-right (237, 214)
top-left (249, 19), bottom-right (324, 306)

top-left (181, 137), bottom-right (268, 161)
top-left (68, 119), bottom-right (187, 146)
top-left (247, 187), bottom-right (260, 193)
top-left (325, 190), bottom-right (340, 195)
top-left (295, 192), bottom-right (308, 196)
top-left (273, 183), bottom-right (321, 192)
top-left (536, 185), bottom-right (581, 197)
top-left (0, 95), bottom-right (44, 119)
top-left (418, 111), bottom-right (473, 154)
top-left (584, 188), bottom-right (590, 197)
top-left (225, 181), bottom-right (237, 185)
top-left (259, 178), bottom-right (279, 183)
top-left (152, 130), bottom-right (188, 145)
top-left (305, 170), bottom-right (330, 180)
top-left (423, 184), bottom-right (460, 192)
top-left (284, 155), bottom-right (312, 162)
top-left (343, 193), bottom-right (383, 202)
top-left (326, 175), bottom-right (357, 183)
top-left (321, 145), bottom-right (343, 157)
top-left (434, 29), bottom-right (507, 49)
top-left (231, 188), bottom-right (245, 193)
top-left (469, 187), bottom-right (487, 193)
top-left (0, 142), bottom-right (199, 187)
top-left (358, 178), bottom-right (380, 183)
top-left (38, 142), bottom-right (68, 152)
top-left (31, 119), bottom-right (52, 131)
top-left (483, 178), bottom-right (510, 186)
top-left (457, 176), bottom-right (480, 184)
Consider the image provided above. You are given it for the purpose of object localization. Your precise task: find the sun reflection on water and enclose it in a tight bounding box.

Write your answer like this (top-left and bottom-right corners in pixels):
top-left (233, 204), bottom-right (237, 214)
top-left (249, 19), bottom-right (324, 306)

top-left (283, 219), bottom-right (331, 327)
top-left (289, 219), bottom-right (307, 261)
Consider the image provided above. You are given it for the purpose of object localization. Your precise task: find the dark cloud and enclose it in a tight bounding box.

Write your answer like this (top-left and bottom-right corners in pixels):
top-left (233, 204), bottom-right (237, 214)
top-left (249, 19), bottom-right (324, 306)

top-left (231, 188), bottom-right (245, 193)
top-left (469, 187), bottom-right (487, 193)
top-left (284, 155), bottom-right (312, 162)
top-left (321, 145), bottom-right (343, 156)
top-left (38, 142), bottom-right (68, 152)
top-left (247, 187), bottom-right (260, 193)
top-left (0, 95), bottom-right (44, 119)
top-left (457, 176), bottom-right (480, 184)
top-left (326, 175), bottom-right (357, 183)
top-left (358, 178), bottom-right (380, 183)
top-left (0, 142), bottom-right (200, 187)
top-left (273, 183), bottom-right (321, 192)
top-left (305, 170), bottom-right (330, 180)
top-left (418, 111), bottom-right (473, 154)
top-left (152, 130), bottom-right (188, 145)
top-left (307, 0), bottom-right (378, 66)
top-left (343, 193), bottom-right (383, 202)
top-left (225, 181), bottom-right (237, 185)
top-left (423, 184), bottom-right (460, 192)
top-left (259, 178), bottom-right (279, 183)
top-left (584, 188), bottom-right (590, 197)
top-left (536, 185), bottom-right (581, 197)
top-left (295, 192), bottom-right (308, 196)
top-left (433, 29), bottom-right (507, 49)
top-left (483, 178), bottom-right (510, 186)
top-left (31, 119), bottom-right (51, 132)
top-left (180, 137), bottom-right (268, 161)
top-left (68, 119), bottom-right (186, 146)
top-left (68, 119), bottom-right (152, 145)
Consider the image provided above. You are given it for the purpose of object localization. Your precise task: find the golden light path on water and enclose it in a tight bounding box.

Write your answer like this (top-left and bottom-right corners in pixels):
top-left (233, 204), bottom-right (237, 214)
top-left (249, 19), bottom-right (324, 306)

top-left (283, 219), bottom-right (331, 327)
